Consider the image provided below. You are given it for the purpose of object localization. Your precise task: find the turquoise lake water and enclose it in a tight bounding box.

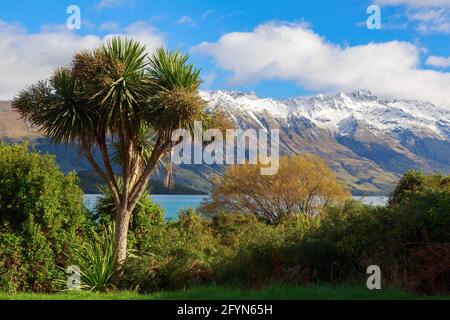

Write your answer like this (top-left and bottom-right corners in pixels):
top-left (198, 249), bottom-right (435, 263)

top-left (84, 194), bottom-right (208, 220)
top-left (83, 194), bottom-right (388, 221)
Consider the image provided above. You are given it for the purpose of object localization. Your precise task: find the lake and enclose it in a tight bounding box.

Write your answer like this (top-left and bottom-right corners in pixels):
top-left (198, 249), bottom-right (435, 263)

top-left (83, 194), bottom-right (388, 220)
top-left (84, 194), bottom-right (209, 220)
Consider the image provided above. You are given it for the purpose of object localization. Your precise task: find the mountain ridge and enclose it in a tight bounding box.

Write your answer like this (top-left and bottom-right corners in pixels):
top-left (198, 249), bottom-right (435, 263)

top-left (2, 89), bottom-right (450, 195)
top-left (200, 90), bottom-right (450, 194)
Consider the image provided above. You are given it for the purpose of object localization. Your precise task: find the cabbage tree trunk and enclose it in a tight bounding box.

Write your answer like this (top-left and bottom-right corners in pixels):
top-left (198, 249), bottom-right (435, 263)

top-left (114, 206), bottom-right (132, 281)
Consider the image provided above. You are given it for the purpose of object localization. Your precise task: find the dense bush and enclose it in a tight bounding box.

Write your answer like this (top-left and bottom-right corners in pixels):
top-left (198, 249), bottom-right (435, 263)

top-left (404, 244), bottom-right (450, 294)
top-left (1, 148), bottom-right (448, 296)
top-left (0, 144), bottom-right (90, 292)
top-left (389, 170), bottom-right (450, 207)
top-left (122, 177), bottom-right (450, 295)
top-left (122, 210), bottom-right (219, 291)
top-left (200, 154), bottom-right (350, 223)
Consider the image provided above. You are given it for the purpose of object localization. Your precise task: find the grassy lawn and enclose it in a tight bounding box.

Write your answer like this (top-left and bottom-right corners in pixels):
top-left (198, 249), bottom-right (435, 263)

top-left (1, 284), bottom-right (449, 300)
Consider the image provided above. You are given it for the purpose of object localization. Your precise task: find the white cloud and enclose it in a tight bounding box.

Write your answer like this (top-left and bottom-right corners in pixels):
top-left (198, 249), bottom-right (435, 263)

top-left (96, 0), bottom-right (136, 10)
top-left (176, 15), bottom-right (197, 28)
top-left (0, 20), bottom-right (164, 100)
top-left (376, 0), bottom-right (450, 33)
top-left (202, 10), bottom-right (215, 20)
top-left (375, 0), bottom-right (450, 7)
top-left (192, 22), bottom-right (450, 107)
top-left (99, 22), bottom-right (120, 32)
top-left (203, 71), bottom-right (217, 90)
top-left (407, 8), bottom-right (450, 33)
top-left (426, 55), bottom-right (450, 68)
top-left (119, 21), bottom-right (164, 48)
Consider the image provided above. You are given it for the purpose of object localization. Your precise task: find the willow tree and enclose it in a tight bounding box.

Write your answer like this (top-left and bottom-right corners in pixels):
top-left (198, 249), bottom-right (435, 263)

top-left (12, 37), bottom-right (208, 277)
top-left (200, 154), bottom-right (350, 223)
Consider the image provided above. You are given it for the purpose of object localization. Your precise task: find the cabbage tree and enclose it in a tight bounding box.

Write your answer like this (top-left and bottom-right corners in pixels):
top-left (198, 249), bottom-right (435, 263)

top-left (12, 37), bottom-right (207, 279)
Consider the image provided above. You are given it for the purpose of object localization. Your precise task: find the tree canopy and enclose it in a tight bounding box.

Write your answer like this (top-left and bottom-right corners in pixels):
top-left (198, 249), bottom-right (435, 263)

top-left (200, 154), bottom-right (350, 223)
top-left (12, 37), bottom-right (209, 278)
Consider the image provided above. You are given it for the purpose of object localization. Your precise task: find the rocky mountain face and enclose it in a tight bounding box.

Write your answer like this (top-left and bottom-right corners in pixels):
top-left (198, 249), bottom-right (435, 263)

top-left (1, 90), bottom-right (450, 195)
top-left (200, 90), bottom-right (450, 195)
top-left (0, 101), bottom-right (37, 138)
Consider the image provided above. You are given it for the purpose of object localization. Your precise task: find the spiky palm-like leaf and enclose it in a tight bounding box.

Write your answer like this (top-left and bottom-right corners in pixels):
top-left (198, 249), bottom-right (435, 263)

top-left (96, 38), bottom-right (151, 134)
top-left (148, 48), bottom-right (201, 91)
top-left (77, 223), bottom-right (116, 292)
top-left (94, 177), bottom-right (150, 220)
top-left (146, 48), bottom-right (206, 132)
top-left (13, 68), bottom-right (94, 144)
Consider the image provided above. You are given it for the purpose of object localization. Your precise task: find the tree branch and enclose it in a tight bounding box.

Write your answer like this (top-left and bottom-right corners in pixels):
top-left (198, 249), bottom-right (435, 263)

top-left (81, 143), bottom-right (120, 204)
top-left (118, 125), bottom-right (132, 207)
top-left (128, 139), bottom-right (169, 211)
top-left (97, 132), bottom-right (120, 201)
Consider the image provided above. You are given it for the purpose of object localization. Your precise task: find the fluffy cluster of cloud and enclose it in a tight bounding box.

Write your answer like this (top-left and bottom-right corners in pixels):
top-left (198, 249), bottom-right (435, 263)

top-left (0, 20), bottom-right (163, 100)
top-left (192, 22), bottom-right (450, 107)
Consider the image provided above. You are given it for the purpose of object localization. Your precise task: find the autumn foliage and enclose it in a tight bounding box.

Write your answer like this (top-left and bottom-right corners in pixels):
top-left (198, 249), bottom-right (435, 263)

top-left (200, 154), bottom-right (350, 223)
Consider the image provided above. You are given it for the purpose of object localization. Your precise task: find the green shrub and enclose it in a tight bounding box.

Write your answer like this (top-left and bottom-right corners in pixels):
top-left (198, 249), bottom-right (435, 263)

top-left (211, 214), bottom-right (283, 286)
top-left (0, 143), bottom-right (89, 292)
top-left (0, 159), bottom-right (434, 295)
top-left (122, 210), bottom-right (219, 292)
top-left (393, 190), bottom-right (450, 243)
top-left (306, 191), bottom-right (450, 288)
top-left (119, 170), bottom-right (449, 295)
top-left (122, 212), bottom-right (314, 292)
top-left (389, 170), bottom-right (450, 207)
top-left (0, 233), bottom-right (27, 293)
top-left (73, 224), bottom-right (116, 292)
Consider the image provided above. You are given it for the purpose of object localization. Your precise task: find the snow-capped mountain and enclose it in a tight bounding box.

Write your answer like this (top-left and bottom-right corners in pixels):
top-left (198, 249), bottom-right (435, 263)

top-left (2, 90), bottom-right (450, 195)
top-left (202, 89), bottom-right (450, 140)
top-left (200, 90), bottom-right (450, 194)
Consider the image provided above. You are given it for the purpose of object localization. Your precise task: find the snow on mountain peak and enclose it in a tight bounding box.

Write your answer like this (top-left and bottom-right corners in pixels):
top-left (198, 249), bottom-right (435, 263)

top-left (200, 89), bottom-right (450, 140)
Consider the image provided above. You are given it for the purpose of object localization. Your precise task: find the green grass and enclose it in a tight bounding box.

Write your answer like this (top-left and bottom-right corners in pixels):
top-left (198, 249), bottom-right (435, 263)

top-left (1, 284), bottom-right (449, 300)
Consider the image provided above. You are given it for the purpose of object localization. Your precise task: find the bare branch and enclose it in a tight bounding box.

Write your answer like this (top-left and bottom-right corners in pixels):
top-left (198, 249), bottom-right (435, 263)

top-left (118, 125), bottom-right (132, 206)
top-left (81, 143), bottom-right (120, 204)
top-left (128, 139), bottom-right (169, 211)
top-left (97, 132), bottom-right (120, 198)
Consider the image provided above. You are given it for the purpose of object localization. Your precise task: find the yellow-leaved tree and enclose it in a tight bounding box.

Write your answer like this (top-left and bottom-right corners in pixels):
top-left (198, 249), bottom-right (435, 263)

top-left (200, 154), bottom-right (350, 223)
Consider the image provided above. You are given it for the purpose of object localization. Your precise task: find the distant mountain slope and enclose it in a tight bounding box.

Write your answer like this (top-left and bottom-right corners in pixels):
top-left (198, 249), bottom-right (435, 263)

top-left (0, 101), bottom-right (38, 138)
top-left (200, 90), bottom-right (450, 194)
top-left (2, 89), bottom-right (450, 195)
top-left (0, 101), bottom-right (208, 194)
top-left (77, 170), bottom-right (207, 195)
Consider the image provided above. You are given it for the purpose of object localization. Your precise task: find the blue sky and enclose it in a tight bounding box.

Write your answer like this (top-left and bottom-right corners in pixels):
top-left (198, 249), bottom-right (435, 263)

top-left (1, 0), bottom-right (449, 105)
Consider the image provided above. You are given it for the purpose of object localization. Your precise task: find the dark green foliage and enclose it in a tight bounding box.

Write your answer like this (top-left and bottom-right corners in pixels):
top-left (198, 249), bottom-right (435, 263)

top-left (73, 223), bottom-right (116, 292)
top-left (127, 196), bottom-right (165, 252)
top-left (0, 143), bottom-right (89, 292)
top-left (122, 210), bottom-right (218, 291)
top-left (122, 172), bottom-right (450, 294)
top-left (1, 159), bottom-right (448, 295)
top-left (389, 170), bottom-right (450, 207)
top-left (122, 213), bottom-right (311, 291)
